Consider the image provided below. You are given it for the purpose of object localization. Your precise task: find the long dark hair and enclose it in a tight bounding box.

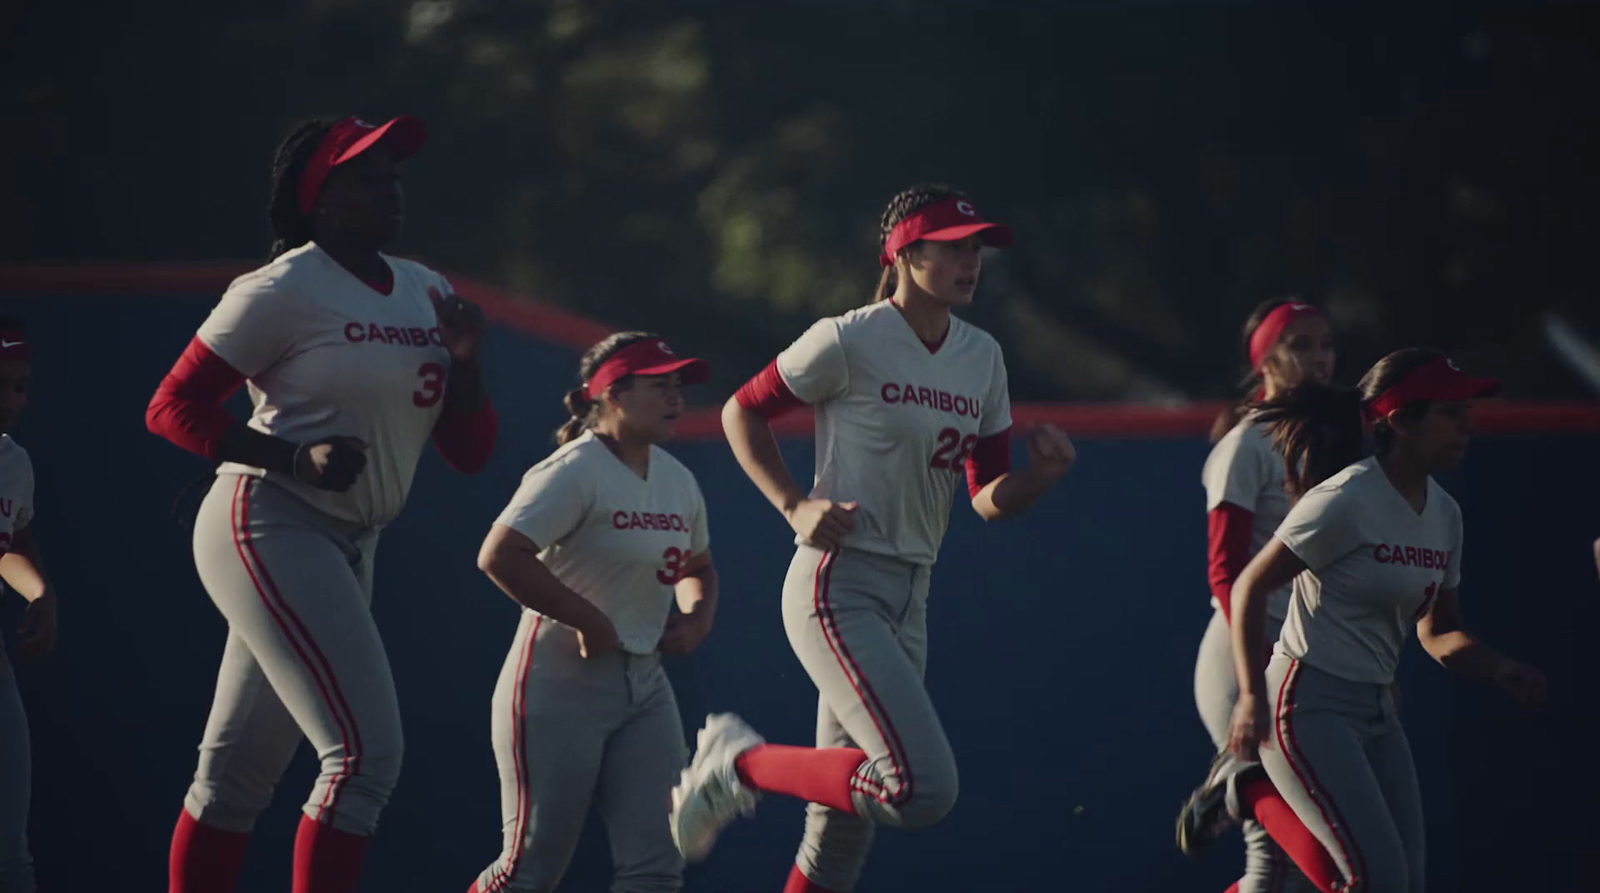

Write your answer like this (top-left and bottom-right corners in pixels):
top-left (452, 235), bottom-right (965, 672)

top-left (1255, 348), bottom-right (1443, 496)
top-left (555, 331), bottom-right (659, 445)
top-left (1209, 298), bottom-right (1301, 443)
top-left (873, 183), bottom-right (969, 303)
top-left (267, 119), bottom-right (337, 259)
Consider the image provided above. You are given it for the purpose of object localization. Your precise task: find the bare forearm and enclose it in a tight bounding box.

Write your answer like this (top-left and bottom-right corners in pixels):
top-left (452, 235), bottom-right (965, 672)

top-left (1424, 631), bottom-right (1508, 682)
top-left (1229, 576), bottom-right (1271, 699)
top-left (216, 422), bottom-right (298, 474)
top-left (442, 357), bottom-right (489, 415)
top-left (722, 398), bottom-right (807, 516)
top-left (675, 566), bottom-right (718, 615)
top-left (483, 554), bottom-right (609, 633)
top-left (973, 467), bottom-right (1054, 521)
top-left (0, 529), bottom-right (51, 601)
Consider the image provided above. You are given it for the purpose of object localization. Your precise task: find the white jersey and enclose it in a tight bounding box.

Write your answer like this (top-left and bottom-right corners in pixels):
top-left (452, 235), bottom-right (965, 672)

top-left (777, 301), bottom-right (1012, 567)
top-left (1274, 457), bottom-right (1463, 684)
top-left (494, 431), bottom-right (710, 655)
top-left (0, 436), bottom-right (35, 561)
top-left (1203, 417), bottom-right (1293, 621)
top-left (198, 242), bottom-right (454, 527)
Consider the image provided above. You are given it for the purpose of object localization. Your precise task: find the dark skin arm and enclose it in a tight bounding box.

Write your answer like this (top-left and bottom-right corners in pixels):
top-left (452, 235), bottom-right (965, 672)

top-left (1, 525), bottom-right (57, 660)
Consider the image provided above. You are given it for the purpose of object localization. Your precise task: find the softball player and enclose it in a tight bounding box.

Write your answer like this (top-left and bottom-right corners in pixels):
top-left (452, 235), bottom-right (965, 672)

top-left (1177, 300), bottom-right (1341, 893)
top-left (145, 115), bottom-right (499, 893)
top-left (0, 317), bottom-right (57, 893)
top-left (466, 333), bottom-right (715, 893)
top-left (669, 184), bottom-right (1075, 893)
top-left (1228, 349), bottom-right (1547, 893)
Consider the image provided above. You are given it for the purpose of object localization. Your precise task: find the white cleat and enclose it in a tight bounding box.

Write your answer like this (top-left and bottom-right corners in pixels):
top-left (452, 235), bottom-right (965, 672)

top-left (669, 712), bottom-right (765, 862)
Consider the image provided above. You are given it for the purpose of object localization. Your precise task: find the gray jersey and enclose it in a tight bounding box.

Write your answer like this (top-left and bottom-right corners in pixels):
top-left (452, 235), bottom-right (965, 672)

top-left (494, 431), bottom-right (711, 655)
top-left (1202, 417), bottom-right (1293, 621)
top-left (776, 302), bottom-right (1012, 567)
top-left (1274, 457), bottom-right (1463, 684)
top-left (198, 242), bottom-right (454, 527)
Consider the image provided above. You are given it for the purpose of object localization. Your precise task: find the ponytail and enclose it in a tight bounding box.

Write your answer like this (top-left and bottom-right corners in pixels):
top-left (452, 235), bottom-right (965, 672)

top-left (555, 388), bottom-right (596, 445)
top-left (873, 266), bottom-right (896, 303)
top-left (1253, 384), bottom-right (1365, 497)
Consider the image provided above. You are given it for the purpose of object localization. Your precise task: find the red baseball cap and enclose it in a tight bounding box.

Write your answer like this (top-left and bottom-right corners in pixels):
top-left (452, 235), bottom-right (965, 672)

top-left (880, 197), bottom-right (1014, 267)
top-left (586, 339), bottom-right (710, 400)
top-left (297, 115), bottom-right (427, 214)
top-left (1365, 355), bottom-right (1500, 421)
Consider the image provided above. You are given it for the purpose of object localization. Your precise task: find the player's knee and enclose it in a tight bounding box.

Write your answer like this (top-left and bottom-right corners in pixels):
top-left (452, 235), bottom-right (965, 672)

top-left (350, 747), bottom-right (403, 794)
top-left (894, 769), bottom-right (959, 830)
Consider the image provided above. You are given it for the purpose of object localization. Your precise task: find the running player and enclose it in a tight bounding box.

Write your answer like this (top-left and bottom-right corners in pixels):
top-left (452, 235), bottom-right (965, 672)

top-left (0, 316), bottom-right (57, 893)
top-left (668, 184), bottom-right (1075, 893)
top-left (1228, 349), bottom-right (1547, 893)
top-left (145, 115), bottom-right (499, 893)
top-left (467, 333), bottom-right (716, 893)
top-left (1177, 300), bottom-right (1341, 893)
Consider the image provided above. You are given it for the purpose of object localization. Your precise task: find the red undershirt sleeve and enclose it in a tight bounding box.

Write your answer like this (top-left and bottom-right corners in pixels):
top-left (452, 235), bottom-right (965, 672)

top-left (965, 427), bottom-right (1012, 498)
top-left (1207, 502), bottom-right (1256, 622)
top-left (734, 359), bottom-right (806, 419)
top-left (145, 336), bottom-right (246, 460)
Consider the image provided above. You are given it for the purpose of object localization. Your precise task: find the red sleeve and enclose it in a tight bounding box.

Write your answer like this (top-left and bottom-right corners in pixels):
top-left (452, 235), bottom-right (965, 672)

top-left (734, 360), bottom-right (806, 419)
top-left (145, 336), bottom-right (246, 460)
top-left (965, 427), bottom-right (1012, 498)
top-left (432, 398), bottom-right (499, 474)
top-left (1207, 502), bottom-right (1256, 622)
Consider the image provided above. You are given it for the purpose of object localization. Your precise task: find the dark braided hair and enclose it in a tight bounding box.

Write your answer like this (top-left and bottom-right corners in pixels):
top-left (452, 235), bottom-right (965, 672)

top-left (267, 119), bottom-right (338, 260)
top-left (873, 183), bottom-right (969, 303)
top-left (1254, 347), bottom-right (1443, 496)
top-left (1208, 298), bottom-right (1307, 443)
top-left (556, 331), bottom-right (660, 445)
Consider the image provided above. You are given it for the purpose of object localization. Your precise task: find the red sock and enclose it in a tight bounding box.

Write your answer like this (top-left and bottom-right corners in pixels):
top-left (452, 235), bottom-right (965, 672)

top-left (169, 809), bottom-right (250, 893)
top-left (1223, 884), bottom-right (1240, 893)
top-left (1240, 777), bottom-right (1343, 893)
top-left (292, 814), bottom-right (370, 893)
top-left (783, 863), bottom-right (844, 893)
top-left (733, 744), bottom-right (865, 814)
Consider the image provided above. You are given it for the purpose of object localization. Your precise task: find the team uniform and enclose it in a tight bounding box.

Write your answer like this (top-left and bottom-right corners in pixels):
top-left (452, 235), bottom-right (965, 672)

top-left (150, 240), bottom-right (492, 846)
top-left (469, 430), bottom-right (710, 893)
top-left (1262, 457), bottom-right (1462, 893)
top-left (0, 436), bottom-right (36, 892)
top-left (1197, 418), bottom-right (1312, 893)
top-left (753, 300), bottom-right (1012, 890)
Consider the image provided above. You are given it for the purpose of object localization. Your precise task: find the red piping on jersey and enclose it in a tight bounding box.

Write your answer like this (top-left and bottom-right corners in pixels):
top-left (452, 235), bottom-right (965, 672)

top-left (1275, 660), bottom-right (1362, 892)
top-left (432, 397), bottom-right (499, 474)
top-left (486, 613), bottom-right (540, 892)
top-left (735, 360), bottom-right (805, 420)
top-left (146, 337), bottom-right (246, 460)
top-left (965, 427), bottom-right (1011, 498)
top-left (230, 477), bottom-right (361, 824)
top-left (812, 550), bottom-right (914, 806)
top-left (1207, 503), bottom-right (1255, 621)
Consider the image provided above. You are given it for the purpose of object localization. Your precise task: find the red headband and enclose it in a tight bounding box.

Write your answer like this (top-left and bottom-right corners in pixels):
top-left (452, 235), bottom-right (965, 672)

top-left (1248, 302), bottom-right (1324, 370)
top-left (880, 197), bottom-right (1014, 268)
top-left (297, 115), bottom-right (427, 215)
top-left (0, 330), bottom-right (28, 361)
top-left (586, 340), bottom-right (710, 400)
top-left (1364, 355), bottom-right (1499, 422)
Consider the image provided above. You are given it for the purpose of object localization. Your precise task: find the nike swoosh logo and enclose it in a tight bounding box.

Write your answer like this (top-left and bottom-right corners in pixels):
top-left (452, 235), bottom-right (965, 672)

top-left (0, 341), bottom-right (21, 348)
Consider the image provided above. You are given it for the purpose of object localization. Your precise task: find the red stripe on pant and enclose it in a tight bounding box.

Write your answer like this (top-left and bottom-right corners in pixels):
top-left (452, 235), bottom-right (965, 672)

top-left (1275, 660), bottom-right (1363, 892)
top-left (229, 478), bottom-right (361, 823)
top-left (811, 550), bottom-right (913, 807)
top-left (485, 615), bottom-right (541, 892)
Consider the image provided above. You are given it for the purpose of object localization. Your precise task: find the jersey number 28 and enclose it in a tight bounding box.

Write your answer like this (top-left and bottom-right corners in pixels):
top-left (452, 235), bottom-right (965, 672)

top-left (929, 427), bottom-right (978, 474)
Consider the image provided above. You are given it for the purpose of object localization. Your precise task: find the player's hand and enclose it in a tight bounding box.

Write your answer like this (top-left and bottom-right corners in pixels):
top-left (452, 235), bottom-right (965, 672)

top-left (658, 610), bottom-right (712, 656)
top-left (1024, 423), bottom-right (1076, 478)
top-left (16, 592), bottom-right (57, 661)
top-left (294, 437), bottom-right (369, 492)
top-left (577, 618), bottom-right (620, 660)
top-left (1493, 660), bottom-right (1547, 708)
top-left (1227, 693), bottom-right (1270, 761)
top-left (785, 499), bottom-right (858, 552)
top-left (430, 287), bottom-right (486, 365)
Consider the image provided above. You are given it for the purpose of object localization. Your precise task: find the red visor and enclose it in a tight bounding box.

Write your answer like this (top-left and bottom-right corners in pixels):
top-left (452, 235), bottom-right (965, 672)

top-left (1365, 356), bottom-right (1500, 421)
top-left (1248, 302), bottom-right (1324, 370)
top-left (586, 340), bottom-right (710, 399)
top-left (0, 330), bottom-right (28, 361)
top-left (880, 197), bottom-right (1014, 267)
top-left (296, 115), bottom-right (427, 215)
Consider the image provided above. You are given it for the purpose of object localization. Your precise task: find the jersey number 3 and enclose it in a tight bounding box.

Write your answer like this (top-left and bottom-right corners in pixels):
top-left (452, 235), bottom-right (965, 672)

top-left (413, 362), bottom-right (446, 408)
top-left (929, 427), bottom-right (978, 473)
top-left (658, 547), bottom-right (693, 586)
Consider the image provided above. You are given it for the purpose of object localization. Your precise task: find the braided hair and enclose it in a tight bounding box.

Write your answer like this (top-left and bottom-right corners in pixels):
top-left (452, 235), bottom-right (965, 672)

top-left (266, 119), bottom-right (338, 260)
top-left (555, 331), bottom-right (660, 445)
top-left (873, 183), bottom-right (969, 303)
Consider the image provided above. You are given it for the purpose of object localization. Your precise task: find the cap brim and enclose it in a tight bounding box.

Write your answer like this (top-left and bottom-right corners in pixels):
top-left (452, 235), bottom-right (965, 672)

top-left (632, 358), bottom-right (710, 386)
top-left (920, 221), bottom-right (1014, 248)
top-left (334, 115), bottom-right (427, 166)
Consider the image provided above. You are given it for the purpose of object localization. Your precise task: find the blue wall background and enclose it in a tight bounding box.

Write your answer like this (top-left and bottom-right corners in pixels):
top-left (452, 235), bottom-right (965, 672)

top-left (2, 290), bottom-right (1594, 892)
